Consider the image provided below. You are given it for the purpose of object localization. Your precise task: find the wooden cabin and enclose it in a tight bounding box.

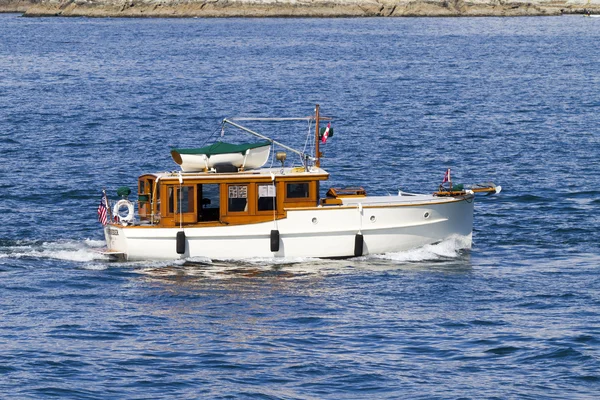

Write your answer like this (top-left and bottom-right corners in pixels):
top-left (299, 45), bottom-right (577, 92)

top-left (136, 167), bottom-right (331, 228)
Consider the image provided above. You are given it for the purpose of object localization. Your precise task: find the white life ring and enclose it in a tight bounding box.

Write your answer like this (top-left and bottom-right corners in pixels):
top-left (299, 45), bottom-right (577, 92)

top-left (113, 199), bottom-right (134, 226)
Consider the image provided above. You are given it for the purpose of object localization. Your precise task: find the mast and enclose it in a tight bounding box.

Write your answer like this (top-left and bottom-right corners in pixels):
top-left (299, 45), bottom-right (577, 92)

top-left (315, 104), bottom-right (320, 168)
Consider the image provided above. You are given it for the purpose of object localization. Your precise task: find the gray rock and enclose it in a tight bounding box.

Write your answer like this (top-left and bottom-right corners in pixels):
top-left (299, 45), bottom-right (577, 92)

top-left (1, 0), bottom-right (598, 17)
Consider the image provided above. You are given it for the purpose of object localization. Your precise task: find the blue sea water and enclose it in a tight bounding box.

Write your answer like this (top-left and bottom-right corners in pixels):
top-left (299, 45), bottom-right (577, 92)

top-left (1, 13), bottom-right (599, 398)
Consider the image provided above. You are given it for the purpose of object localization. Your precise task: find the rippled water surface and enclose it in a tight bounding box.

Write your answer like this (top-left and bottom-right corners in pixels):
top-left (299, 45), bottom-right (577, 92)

top-left (1, 14), bottom-right (599, 398)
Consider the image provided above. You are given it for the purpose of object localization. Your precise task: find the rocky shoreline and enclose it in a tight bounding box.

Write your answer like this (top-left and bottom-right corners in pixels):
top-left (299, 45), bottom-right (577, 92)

top-left (1, 0), bottom-right (599, 17)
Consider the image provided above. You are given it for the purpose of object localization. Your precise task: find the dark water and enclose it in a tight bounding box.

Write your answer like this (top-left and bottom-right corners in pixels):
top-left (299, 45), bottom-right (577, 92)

top-left (1, 14), bottom-right (600, 398)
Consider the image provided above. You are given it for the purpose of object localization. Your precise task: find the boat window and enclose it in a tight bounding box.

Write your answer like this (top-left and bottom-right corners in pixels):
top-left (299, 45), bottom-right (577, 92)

top-left (167, 185), bottom-right (196, 215)
top-left (228, 184), bottom-right (248, 213)
top-left (198, 183), bottom-right (220, 222)
top-left (155, 182), bottom-right (160, 213)
top-left (168, 187), bottom-right (175, 214)
top-left (137, 180), bottom-right (152, 220)
top-left (177, 186), bottom-right (195, 213)
top-left (287, 182), bottom-right (309, 199)
top-left (257, 184), bottom-right (276, 211)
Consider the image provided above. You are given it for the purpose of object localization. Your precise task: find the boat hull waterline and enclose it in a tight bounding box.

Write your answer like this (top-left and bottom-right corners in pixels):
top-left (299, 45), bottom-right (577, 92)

top-left (103, 194), bottom-right (474, 261)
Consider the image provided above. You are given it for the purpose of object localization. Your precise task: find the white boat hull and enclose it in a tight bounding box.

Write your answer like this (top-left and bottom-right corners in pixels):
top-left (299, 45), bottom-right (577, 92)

top-left (103, 194), bottom-right (474, 261)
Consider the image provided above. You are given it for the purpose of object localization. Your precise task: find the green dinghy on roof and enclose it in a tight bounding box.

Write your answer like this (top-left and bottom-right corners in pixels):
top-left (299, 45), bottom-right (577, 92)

top-left (171, 141), bottom-right (272, 172)
top-left (172, 140), bottom-right (271, 157)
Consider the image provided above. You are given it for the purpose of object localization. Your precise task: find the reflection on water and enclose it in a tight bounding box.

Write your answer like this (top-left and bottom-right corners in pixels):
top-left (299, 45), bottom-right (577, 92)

top-left (134, 251), bottom-right (474, 286)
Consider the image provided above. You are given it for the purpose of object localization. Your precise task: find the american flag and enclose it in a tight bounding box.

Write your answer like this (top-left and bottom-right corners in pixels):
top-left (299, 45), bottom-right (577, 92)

top-left (97, 195), bottom-right (108, 226)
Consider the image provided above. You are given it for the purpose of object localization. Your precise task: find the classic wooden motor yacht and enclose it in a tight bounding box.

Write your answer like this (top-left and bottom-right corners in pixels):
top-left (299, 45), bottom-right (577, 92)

top-left (99, 105), bottom-right (499, 261)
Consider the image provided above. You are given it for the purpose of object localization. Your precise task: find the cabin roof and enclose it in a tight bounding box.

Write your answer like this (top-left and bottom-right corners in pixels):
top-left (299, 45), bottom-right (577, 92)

top-left (140, 166), bottom-right (330, 182)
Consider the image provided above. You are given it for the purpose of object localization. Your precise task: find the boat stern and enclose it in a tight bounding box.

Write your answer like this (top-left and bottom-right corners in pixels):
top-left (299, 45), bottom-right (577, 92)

top-left (102, 224), bottom-right (128, 261)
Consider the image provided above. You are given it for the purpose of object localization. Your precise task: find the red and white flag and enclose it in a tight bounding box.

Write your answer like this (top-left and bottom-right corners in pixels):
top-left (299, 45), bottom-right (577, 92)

top-left (321, 123), bottom-right (331, 144)
top-left (442, 168), bottom-right (451, 184)
top-left (97, 195), bottom-right (108, 226)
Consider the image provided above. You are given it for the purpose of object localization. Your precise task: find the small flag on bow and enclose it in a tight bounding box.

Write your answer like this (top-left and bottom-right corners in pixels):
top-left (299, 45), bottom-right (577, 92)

top-left (97, 195), bottom-right (109, 226)
top-left (442, 168), bottom-right (451, 184)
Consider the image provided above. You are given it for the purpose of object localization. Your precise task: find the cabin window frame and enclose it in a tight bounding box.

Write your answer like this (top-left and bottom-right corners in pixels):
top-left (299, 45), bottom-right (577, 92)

top-left (177, 185), bottom-right (195, 214)
top-left (197, 183), bottom-right (221, 222)
top-left (155, 181), bottom-right (161, 215)
top-left (167, 187), bottom-right (175, 214)
top-left (256, 183), bottom-right (277, 213)
top-left (137, 179), bottom-right (151, 219)
top-left (226, 183), bottom-right (249, 214)
top-left (285, 182), bottom-right (311, 201)
top-left (166, 184), bottom-right (196, 216)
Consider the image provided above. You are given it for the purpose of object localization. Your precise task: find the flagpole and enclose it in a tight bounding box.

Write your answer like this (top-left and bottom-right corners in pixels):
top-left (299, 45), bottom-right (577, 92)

top-left (315, 104), bottom-right (320, 168)
top-left (103, 188), bottom-right (113, 225)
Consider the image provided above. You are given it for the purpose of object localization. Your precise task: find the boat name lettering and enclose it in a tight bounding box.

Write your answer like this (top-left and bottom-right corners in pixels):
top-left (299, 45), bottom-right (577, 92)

top-left (109, 229), bottom-right (119, 236)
